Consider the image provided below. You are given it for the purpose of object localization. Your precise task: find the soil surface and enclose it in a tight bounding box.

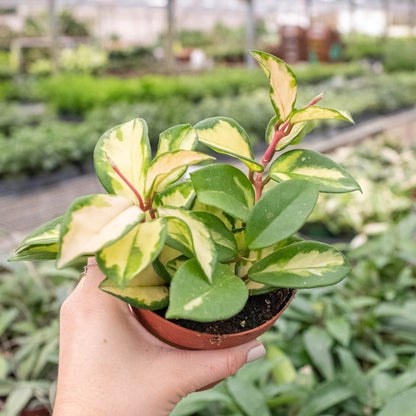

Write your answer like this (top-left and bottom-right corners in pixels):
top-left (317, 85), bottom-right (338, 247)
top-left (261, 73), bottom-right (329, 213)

top-left (157, 288), bottom-right (295, 335)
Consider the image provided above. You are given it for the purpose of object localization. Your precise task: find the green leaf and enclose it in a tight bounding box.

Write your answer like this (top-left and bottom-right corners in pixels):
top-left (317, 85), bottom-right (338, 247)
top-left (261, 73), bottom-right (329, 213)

top-left (2, 386), bottom-right (33, 416)
top-left (192, 211), bottom-right (238, 261)
top-left (267, 345), bottom-right (297, 384)
top-left (194, 116), bottom-right (263, 172)
top-left (245, 180), bottom-right (319, 249)
top-left (166, 259), bottom-right (248, 322)
top-left (303, 327), bottom-right (334, 380)
top-left (8, 243), bottom-right (59, 262)
top-left (266, 115), bottom-right (310, 151)
top-left (0, 309), bottom-right (19, 336)
top-left (57, 194), bottom-right (144, 268)
top-left (290, 106), bottom-right (354, 124)
top-left (170, 390), bottom-right (234, 416)
top-left (248, 241), bottom-right (351, 288)
top-left (15, 216), bottom-right (62, 251)
top-left (145, 150), bottom-right (214, 197)
top-left (9, 216), bottom-right (62, 262)
top-left (156, 124), bottom-right (198, 156)
top-left (96, 218), bottom-right (167, 288)
top-left (100, 265), bottom-right (168, 310)
top-left (94, 118), bottom-right (151, 203)
top-left (226, 377), bottom-right (271, 416)
top-left (190, 164), bottom-right (255, 222)
top-left (165, 255), bottom-right (188, 278)
top-left (158, 207), bottom-right (217, 283)
top-left (297, 380), bottom-right (353, 416)
top-left (153, 181), bottom-right (195, 209)
top-left (326, 317), bottom-right (351, 347)
top-left (251, 50), bottom-right (297, 122)
top-left (377, 387), bottom-right (416, 416)
top-left (270, 149), bottom-right (361, 193)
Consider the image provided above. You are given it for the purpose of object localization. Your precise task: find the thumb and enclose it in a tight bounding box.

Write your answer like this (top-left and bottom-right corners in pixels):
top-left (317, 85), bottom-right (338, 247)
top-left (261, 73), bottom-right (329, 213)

top-left (169, 340), bottom-right (266, 396)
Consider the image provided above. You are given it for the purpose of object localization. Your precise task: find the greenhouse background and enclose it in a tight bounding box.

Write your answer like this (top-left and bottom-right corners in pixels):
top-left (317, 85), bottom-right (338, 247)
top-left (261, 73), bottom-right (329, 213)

top-left (0, 0), bottom-right (415, 415)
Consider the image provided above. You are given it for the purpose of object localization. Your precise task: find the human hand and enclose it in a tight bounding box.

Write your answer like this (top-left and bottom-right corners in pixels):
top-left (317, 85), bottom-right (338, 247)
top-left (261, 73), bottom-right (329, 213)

top-left (53, 259), bottom-right (266, 416)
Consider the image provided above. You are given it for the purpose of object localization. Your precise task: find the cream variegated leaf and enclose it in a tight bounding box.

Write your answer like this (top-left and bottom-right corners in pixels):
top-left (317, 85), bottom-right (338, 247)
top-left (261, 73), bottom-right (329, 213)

top-left (249, 241), bottom-right (351, 288)
top-left (290, 107), bottom-right (354, 124)
top-left (158, 207), bottom-right (217, 283)
top-left (270, 149), bottom-right (362, 193)
top-left (153, 181), bottom-right (195, 209)
top-left (96, 218), bottom-right (167, 288)
top-left (145, 150), bottom-right (214, 197)
top-left (100, 265), bottom-right (168, 310)
top-left (15, 216), bottom-right (62, 252)
top-left (94, 118), bottom-right (151, 203)
top-left (194, 117), bottom-right (263, 172)
top-left (9, 243), bottom-right (59, 262)
top-left (156, 124), bottom-right (198, 157)
top-left (251, 50), bottom-right (297, 122)
top-left (57, 194), bottom-right (144, 268)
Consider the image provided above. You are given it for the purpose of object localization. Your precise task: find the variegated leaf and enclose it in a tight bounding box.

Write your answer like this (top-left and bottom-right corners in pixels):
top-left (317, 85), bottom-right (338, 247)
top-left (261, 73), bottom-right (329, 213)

top-left (96, 218), bottom-right (167, 288)
top-left (15, 216), bottom-right (62, 252)
top-left (153, 245), bottom-right (183, 283)
top-left (166, 259), bottom-right (248, 322)
top-left (194, 117), bottom-right (263, 172)
top-left (164, 217), bottom-right (194, 258)
top-left (145, 150), bottom-right (214, 197)
top-left (165, 254), bottom-right (188, 278)
top-left (57, 194), bottom-right (144, 268)
top-left (191, 199), bottom-right (236, 231)
top-left (190, 164), bottom-right (255, 222)
top-left (153, 181), bottom-right (196, 209)
top-left (100, 265), bottom-right (168, 310)
top-left (245, 180), bottom-right (319, 249)
top-left (265, 115), bottom-right (310, 151)
top-left (156, 124), bottom-right (198, 157)
top-left (249, 241), bottom-right (351, 288)
top-left (236, 237), bottom-right (302, 294)
top-left (251, 50), bottom-right (297, 122)
top-left (270, 149), bottom-right (362, 193)
top-left (192, 211), bottom-right (238, 261)
top-left (9, 243), bottom-right (59, 262)
top-left (94, 118), bottom-right (151, 203)
top-left (290, 107), bottom-right (354, 124)
top-left (158, 207), bottom-right (217, 283)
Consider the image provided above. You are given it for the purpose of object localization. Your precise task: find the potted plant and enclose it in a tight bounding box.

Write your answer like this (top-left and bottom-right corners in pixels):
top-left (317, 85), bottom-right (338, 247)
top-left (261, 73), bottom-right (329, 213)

top-left (10, 51), bottom-right (360, 350)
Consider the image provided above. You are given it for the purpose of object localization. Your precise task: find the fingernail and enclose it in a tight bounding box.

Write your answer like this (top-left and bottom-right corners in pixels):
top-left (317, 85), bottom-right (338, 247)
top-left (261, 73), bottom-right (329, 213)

top-left (246, 344), bottom-right (266, 363)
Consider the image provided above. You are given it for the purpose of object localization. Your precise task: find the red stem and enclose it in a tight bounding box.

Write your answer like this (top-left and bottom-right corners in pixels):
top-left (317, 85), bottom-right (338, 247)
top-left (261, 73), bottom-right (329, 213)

top-left (254, 120), bottom-right (290, 201)
top-left (105, 153), bottom-right (146, 211)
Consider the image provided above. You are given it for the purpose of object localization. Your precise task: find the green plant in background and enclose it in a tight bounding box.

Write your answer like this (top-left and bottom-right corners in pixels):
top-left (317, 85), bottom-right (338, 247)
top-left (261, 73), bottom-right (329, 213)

top-left (10, 51), bottom-right (360, 323)
top-left (0, 260), bottom-right (78, 415)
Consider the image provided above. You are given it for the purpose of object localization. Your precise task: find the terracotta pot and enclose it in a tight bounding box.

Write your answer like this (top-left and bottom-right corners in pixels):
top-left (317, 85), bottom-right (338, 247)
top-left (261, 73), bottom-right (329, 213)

top-left (132, 290), bottom-right (296, 350)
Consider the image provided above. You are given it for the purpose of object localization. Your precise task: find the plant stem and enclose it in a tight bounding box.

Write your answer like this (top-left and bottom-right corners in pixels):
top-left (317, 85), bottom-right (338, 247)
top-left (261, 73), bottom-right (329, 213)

top-left (306, 91), bottom-right (324, 107)
top-left (254, 120), bottom-right (290, 201)
top-left (105, 153), bottom-right (146, 211)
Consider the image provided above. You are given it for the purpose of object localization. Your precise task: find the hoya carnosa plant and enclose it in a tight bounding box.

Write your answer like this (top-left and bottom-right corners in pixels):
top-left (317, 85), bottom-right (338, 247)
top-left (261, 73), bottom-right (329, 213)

top-left (10, 51), bottom-right (361, 323)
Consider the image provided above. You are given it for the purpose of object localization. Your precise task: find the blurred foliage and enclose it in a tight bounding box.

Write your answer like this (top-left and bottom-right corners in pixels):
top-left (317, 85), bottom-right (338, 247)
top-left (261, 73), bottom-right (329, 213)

top-left (309, 135), bottom-right (416, 236)
top-left (383, 38), bottom-right (416, 73)
top-left (22, 9), bottom-right (90, 38)
top-left (342, 35), bottom-right (416, 73)
top-left (0, 259), bottom-right (78, 415)
top-left (107, 46), bottom-right (156, 73)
